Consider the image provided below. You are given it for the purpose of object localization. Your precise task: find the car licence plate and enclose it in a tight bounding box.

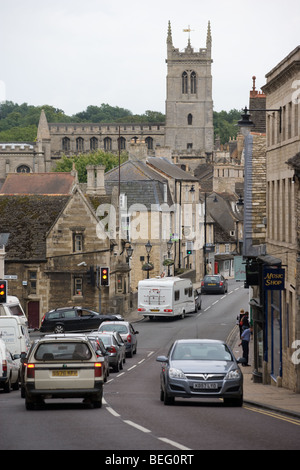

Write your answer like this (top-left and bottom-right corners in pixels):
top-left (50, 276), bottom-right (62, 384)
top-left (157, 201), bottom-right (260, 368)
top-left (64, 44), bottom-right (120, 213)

top-left (208, 283), bottom-right (216, 286)
top-left (52, 370), bottom-right (78, 377)
top-left (150, 309), bottom-right (160, 312)
top-left (193, 382), bottom-right (218, 389)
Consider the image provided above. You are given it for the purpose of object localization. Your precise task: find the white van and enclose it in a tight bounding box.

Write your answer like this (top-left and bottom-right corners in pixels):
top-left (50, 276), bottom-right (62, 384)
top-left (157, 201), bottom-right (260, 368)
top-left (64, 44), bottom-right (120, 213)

top-left (137, 277), bottom-right (196, 319)
top-left (0, 295), bottom-right (27, 325)
top-left (0, 338), bottom-right (20, 392)
top-left (0, 316), bottom-right (31, 364)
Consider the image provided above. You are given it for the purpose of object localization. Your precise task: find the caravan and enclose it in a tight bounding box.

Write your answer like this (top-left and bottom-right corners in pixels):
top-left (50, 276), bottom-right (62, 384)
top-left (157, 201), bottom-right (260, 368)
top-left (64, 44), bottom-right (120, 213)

top-left (138, 277), bottom-right (196, 319)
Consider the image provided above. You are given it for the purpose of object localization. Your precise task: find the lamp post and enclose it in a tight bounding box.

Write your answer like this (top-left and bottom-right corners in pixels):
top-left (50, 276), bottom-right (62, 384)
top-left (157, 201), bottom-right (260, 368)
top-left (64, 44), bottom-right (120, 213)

top-left (167, 238), bottom-right (173, 276)
top-left (145, 240), bottom-right (152, 279)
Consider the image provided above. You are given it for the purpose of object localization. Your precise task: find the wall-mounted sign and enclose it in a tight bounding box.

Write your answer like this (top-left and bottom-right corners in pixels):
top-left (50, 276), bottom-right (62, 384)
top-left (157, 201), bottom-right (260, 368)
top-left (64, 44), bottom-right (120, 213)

top-left (263, 267), bottom-right (285, 290)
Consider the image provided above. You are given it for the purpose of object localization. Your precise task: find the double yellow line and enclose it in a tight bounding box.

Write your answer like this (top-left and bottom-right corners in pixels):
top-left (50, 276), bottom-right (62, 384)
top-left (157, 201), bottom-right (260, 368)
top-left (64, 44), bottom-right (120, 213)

top-left (244, 404), bottom-right (300, 426)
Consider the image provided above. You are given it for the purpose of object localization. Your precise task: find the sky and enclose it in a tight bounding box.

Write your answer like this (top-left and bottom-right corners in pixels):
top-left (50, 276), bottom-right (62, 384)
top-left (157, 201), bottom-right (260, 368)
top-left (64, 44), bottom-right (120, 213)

top-left (1, 0), bottom-right (299, 117)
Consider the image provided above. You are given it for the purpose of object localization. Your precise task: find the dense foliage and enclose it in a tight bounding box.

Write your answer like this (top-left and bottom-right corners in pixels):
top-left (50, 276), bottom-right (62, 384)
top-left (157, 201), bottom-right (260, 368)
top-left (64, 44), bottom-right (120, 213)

top-left (0, 101), bottom-right (240, 144)
top-left (54, 151), bottom-right (128, 182)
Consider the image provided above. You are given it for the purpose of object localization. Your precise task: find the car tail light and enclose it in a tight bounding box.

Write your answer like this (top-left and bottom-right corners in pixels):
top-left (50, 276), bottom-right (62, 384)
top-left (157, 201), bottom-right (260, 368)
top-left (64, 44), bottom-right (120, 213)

top-left (94, 363), bottom-right (102, 377)
top-left (27, 363), bottom-right (35, 378)
top-left (40, 315), bottom-right (45, 324)
top-left (201, 281), bottom-right (204, 286)
top-left (107, 346), bottom-right (116, 354)
top-left (220, 281), bottom-right (223, 286)
top-left (138, 308), bottom-right (145, 312)
top-left (127, 334), bottom-right (132, 343)
top-left (164, 309), bottom-right (173, 312)
top-left (2, 360), bottom-right (7, 373)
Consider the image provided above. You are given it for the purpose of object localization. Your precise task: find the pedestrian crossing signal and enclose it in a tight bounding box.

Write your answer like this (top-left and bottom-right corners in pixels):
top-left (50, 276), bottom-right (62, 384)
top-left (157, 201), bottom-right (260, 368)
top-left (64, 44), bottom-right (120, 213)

top-left (0, 280), bottom-right (7, 303)
top-left (100, 267), bottom-right (110, 286)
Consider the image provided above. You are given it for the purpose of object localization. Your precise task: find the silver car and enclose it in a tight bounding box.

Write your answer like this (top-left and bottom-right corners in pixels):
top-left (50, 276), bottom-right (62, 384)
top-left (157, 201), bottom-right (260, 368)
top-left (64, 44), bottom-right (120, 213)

top-left (98, 321), bottom-right (138, 357)
top-left (156, 339), bottom-right (245, 406)
top-left (97, 332), bottom-right (126, 372)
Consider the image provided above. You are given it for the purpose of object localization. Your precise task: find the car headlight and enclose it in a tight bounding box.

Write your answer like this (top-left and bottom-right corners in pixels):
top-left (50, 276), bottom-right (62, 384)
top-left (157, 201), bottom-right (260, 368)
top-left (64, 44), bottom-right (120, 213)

top-left (168, 367), bottom-right (186, 379)
top-left (225, 369), bottom-right (242, 380)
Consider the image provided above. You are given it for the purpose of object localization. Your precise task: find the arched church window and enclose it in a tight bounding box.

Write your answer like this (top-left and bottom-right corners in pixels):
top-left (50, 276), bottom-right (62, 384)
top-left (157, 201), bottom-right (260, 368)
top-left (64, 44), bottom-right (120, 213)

top-left (104, 137), bottom-right (112, 151)
top-left (62, 137), bottom-right (70, 152)
top-left (90, 137), bottom-right (98, 151)
top-left (182, 72), bottom-right (188, 94)
top-left (76, 137), bottom-right (84, 152)
top-left (191, 71), bottom-right (197, 94)
top-left (118, 137), bottom-right (126, 150)
top-left (187, 114), bottom-right (193, 125)
top-left (16, 165), bottom-right (30, 173)
top-left (145, 137), bottom-right (153, 150)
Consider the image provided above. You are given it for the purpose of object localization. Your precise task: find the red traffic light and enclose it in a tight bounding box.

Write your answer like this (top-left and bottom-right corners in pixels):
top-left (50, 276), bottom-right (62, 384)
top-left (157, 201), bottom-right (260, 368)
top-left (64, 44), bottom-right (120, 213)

top-left (0, 280), bottom-right (7, 303)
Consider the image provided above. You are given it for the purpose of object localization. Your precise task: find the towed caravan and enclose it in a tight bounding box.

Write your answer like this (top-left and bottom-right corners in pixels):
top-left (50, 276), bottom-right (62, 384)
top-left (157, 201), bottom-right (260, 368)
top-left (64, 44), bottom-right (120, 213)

top-left (138, 277), bottom-right (196, 320)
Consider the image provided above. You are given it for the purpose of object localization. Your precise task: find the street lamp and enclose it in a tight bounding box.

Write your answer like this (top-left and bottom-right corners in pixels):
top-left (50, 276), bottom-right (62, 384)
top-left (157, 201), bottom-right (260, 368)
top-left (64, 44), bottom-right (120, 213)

top-left (145, 240), bottom-right (152, 279)
top-left (166, 238), bottom-right (173, 276)
top-left (126, 244), bottom-right (133, 258)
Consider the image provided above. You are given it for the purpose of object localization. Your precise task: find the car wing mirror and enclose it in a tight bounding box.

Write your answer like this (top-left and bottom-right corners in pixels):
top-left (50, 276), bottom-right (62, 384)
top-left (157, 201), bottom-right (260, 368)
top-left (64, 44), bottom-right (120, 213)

top-left (156, 355), bottom-right (168, 363)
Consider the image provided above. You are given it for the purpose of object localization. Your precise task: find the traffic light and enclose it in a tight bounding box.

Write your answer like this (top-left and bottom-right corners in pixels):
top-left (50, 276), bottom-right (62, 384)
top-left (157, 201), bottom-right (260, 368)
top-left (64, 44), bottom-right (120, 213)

top-left (86, 266), bottom-right (95, 286)
top-left (186, 242), bottom-right (193, 255)
top-left (100, 267), bottom-right (110, 286)
top-left (0, 280), bottom-right (7, 303)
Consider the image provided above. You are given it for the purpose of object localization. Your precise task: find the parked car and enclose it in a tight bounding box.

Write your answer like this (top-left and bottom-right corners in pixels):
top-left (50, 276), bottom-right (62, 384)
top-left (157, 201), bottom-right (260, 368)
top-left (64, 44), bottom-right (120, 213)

top-left (156, 339), bottom-right (245, 406)
top-left (201, 274), bottom-right (228, 294)
top-left (0, 338), bottom-right (20, 392)
top-left (97, 332), bottom-right (126, 372)
top-left (98, 321), bottom-right (138, 357)
top-left (194, 288), bottom-right (202, 310)
top-left (40, 307), bottom-right (120, 334)
top-left (23, 336), bottom-right (104, 409)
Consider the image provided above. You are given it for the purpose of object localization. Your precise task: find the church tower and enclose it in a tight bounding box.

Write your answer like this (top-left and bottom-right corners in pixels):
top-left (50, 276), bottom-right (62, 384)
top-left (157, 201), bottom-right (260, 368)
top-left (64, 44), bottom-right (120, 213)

top-left (164, 21), bottom-right (214, 162)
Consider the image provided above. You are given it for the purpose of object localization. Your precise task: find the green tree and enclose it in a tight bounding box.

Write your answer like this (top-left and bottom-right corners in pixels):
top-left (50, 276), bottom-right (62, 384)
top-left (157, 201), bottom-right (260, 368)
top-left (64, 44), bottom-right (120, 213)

top-left (213, 109), bottom-right (241, 144)
top-left (54, 150), bottom-right (128, 182)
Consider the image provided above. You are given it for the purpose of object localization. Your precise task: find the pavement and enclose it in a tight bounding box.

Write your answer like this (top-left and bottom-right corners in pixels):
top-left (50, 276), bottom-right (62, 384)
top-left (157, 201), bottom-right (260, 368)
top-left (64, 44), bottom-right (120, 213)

top-left (125, 309), bottom-right (300, 419)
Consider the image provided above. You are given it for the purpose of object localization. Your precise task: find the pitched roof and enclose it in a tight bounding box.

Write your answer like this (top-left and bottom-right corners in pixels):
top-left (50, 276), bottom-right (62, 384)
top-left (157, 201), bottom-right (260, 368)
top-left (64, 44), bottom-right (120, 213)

top-left (0, 173), bottom-right (76, 195)
top-left (0, 195), bottom-right (70, 260)
top-left (105, 159), bottom-right (167, 183)
top-left (147, 157), bottom-right (198, 181)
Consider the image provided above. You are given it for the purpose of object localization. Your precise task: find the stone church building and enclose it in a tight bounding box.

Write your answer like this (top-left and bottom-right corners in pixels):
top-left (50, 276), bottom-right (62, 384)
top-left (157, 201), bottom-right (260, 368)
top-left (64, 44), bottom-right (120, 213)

top-left (0, 21), bottom-right (214, 180)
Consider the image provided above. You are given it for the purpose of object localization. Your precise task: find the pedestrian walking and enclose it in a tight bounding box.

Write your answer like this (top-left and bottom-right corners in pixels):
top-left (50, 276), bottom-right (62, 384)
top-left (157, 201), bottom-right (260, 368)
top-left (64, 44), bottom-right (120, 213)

top-left (236, 308), bottom-right (245, 338)
top-left (239, 326), bottom-right (251, 366)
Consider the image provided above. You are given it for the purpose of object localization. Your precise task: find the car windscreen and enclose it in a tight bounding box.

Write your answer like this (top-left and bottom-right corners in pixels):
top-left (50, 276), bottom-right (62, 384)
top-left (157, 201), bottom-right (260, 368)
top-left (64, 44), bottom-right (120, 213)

top-left (99, 324), bottom-right (128, 334)
top-left (98, 335), bottom-right (112, 346)
top-left (204, 276), bottom-right (219, 282)
top-left (34, 342), bottom-right (92, 361)
top-left (172, 342), bottom-right (233, 361)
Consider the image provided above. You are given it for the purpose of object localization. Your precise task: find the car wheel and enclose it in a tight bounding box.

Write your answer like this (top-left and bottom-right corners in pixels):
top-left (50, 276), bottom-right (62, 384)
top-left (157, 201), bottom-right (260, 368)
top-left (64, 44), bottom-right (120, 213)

top-left (127, 348), bottom-right (133, 358)
top-left (224, 396), bottom-right (243, 407)
top-left (92, 393), bottom-right (103, 409)
top-left (160, 388), bottom-right (164, 402)
top-left (4, 377), bottom-right (11, 393)
top-left (113, 361), bottom-right (120, 372)
top-left (164, 390), bottom-right (175, 405)
top-left (12, 376), bottom-right (19, 391)
top-left (54, 324), bottom-right (65, 334)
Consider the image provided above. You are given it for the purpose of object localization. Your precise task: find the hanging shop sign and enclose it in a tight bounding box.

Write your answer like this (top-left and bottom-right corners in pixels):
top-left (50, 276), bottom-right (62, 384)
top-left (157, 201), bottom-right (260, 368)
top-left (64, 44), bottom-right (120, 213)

top-left (263, 267), bottom-right (285, 290)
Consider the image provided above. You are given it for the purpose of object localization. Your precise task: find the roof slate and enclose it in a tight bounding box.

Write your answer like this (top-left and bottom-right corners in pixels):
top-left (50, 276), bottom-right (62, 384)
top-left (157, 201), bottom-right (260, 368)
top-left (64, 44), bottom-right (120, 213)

top-left (0, 173), bottom-right (76, 195)
top-left (0, 195), bottom-right (70, 260)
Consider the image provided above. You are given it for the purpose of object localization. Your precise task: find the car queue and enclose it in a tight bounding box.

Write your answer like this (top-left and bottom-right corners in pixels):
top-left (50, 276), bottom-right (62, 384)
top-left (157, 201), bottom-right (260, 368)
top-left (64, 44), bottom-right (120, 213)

top-left (1, 275), bottom-right (241, 410)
